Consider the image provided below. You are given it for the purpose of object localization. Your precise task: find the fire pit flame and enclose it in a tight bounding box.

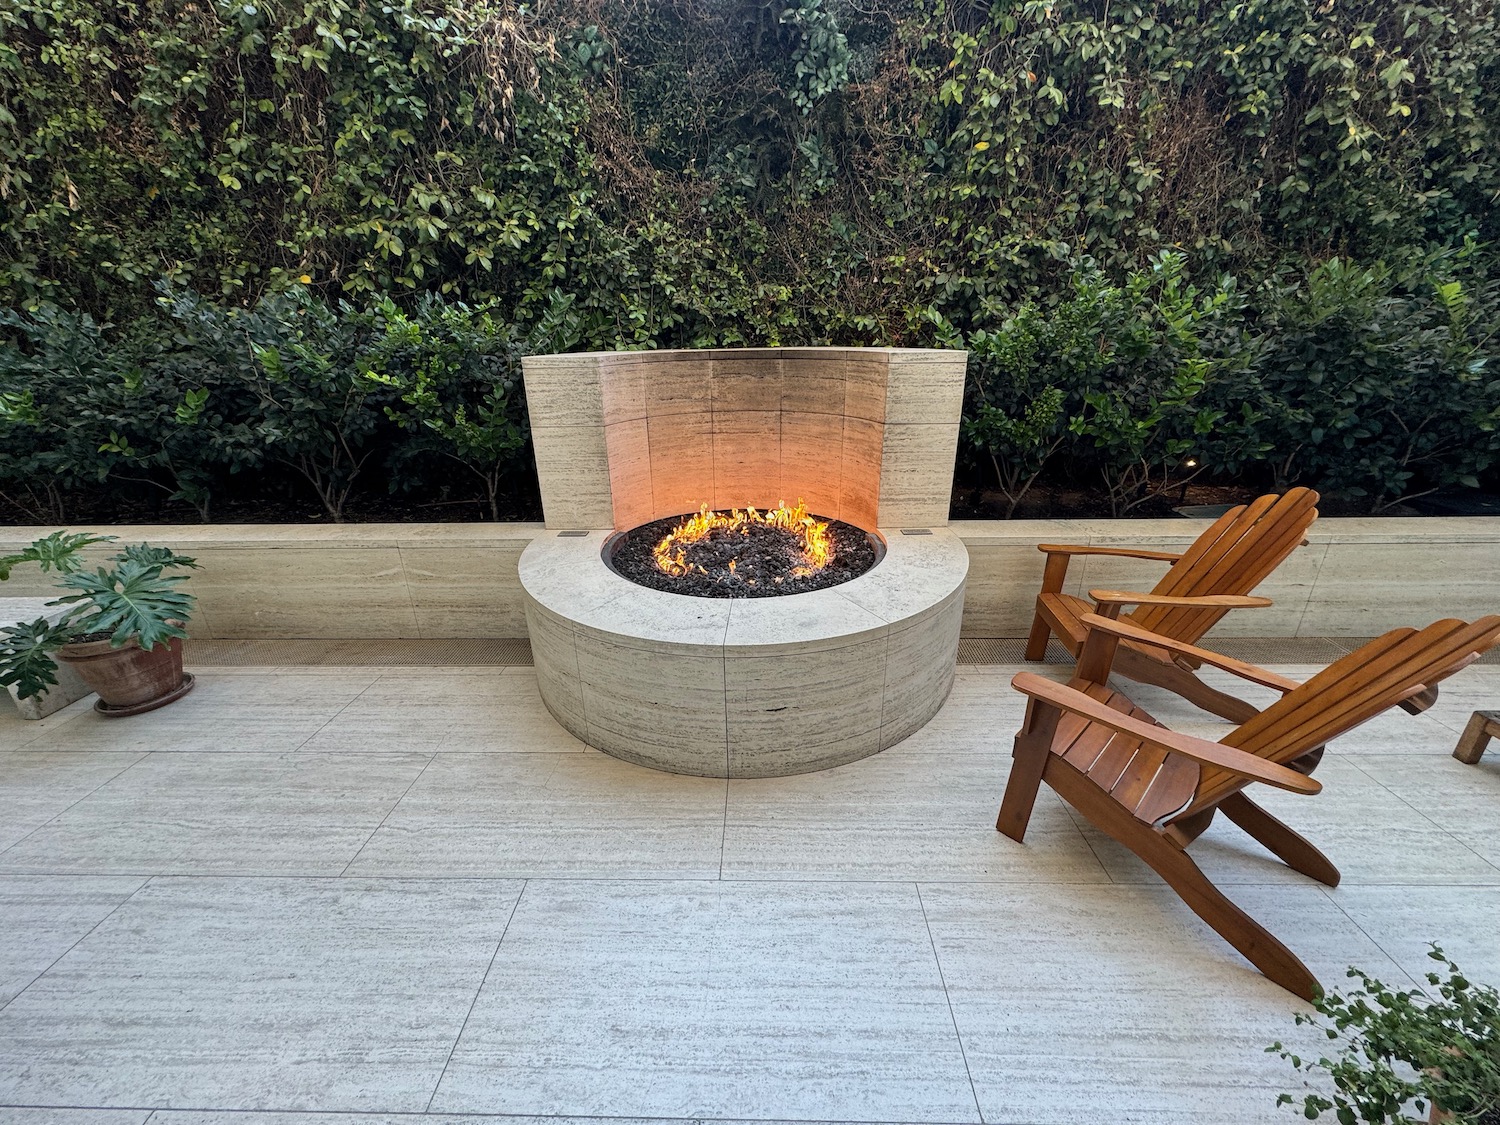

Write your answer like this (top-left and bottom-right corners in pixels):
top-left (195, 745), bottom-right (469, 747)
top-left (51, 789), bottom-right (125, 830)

top-left (653, 501), bottom-right (834, 579)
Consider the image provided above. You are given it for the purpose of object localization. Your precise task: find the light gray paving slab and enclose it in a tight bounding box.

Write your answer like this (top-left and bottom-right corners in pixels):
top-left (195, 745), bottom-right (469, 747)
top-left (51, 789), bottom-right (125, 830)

top-left (1071, 756), bottom-right (1500, 887)
top-left (723, 750), bottom-right (1107, 883)
top-left (0, 876), bottom-right (523, 1112)
top-left (297, 672), bottom-right (588, 753)
top-left (344, 751), bottom-right (725, 878)
top-left (0, 751), bottom-right (147, 853)
top-left (0, 696), bottom-right (92, 751)
top-left (920, 881), bottom-right (1405, 1125)
top-left (1343, 753), bottom-right (1500, 873)
top-left (18, 672), bottom-right (378, 754)
top-left (431, 880), bottom-right (981, 1121)
top-left (0, 875), bottom-right (147, 1007)
top-left (0, 1111), bottom-right (151, 1124)
top-left (0, 752), bottom-right (430, 875)
top-left (1332, 885), bottom-right (1500, 985)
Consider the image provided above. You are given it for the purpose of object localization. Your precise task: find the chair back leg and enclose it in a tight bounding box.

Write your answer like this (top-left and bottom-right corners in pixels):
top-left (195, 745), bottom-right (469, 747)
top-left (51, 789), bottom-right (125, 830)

top-left (1047, 757), bottom-right (1322, 1001)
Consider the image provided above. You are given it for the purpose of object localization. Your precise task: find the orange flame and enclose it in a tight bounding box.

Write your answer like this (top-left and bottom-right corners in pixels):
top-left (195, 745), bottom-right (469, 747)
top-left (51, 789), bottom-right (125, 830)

top-left (653, 501), bottom-right (834, 578)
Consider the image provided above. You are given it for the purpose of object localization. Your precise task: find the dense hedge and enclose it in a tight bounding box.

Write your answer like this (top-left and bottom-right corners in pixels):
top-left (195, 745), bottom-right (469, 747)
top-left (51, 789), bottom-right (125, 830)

top-left (1, 0), bottom-right (1498, 519)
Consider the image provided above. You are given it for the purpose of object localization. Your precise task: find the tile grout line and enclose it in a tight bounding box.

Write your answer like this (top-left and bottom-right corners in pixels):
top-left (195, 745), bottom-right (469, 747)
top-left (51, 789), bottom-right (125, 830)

top-left (1310, 882), bottom-right (1428, 993)
top-left (336, 751), bottom-right (439, 877)
top-left (289, 670), bottom-right (387, 752)
top-left (1334, 753), bottom-right (1500, 879)
top-left (19, 1101), bottom-right (1021, 1124)
top-left (0, 749), bottom-right (152, 860)
top-left (914, 882), bottom-right (985, 1125)
top-left (0, 873), bottom-right (155, 1016)
top-left (423, 878), bottom-right (529, 1114)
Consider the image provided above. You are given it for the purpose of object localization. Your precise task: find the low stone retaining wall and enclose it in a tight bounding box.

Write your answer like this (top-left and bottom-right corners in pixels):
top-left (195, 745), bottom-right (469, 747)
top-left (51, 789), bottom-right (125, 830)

top-left (1, 518), bottom-right (1495, 639)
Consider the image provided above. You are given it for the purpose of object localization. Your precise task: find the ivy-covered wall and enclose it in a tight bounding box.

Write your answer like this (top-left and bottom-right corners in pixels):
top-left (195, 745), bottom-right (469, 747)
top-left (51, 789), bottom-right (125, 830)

top-left (1, 0), bottom-right (1497, 520)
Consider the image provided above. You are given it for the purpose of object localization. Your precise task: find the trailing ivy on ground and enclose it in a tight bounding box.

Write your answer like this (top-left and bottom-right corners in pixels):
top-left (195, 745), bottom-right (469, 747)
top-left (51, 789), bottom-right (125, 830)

top-left (0, 0), bottom-right (1498, 518)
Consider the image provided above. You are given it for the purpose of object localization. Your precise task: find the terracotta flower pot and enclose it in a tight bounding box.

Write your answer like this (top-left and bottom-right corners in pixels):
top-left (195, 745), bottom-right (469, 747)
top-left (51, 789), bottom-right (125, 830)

top-left (57, 635), bottom-right (194, 716)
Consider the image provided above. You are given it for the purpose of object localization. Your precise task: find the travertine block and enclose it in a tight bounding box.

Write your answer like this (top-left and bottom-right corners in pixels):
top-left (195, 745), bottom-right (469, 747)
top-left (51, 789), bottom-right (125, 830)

top-left (603, 418), bottom-right (654, 532)
top-left (877, 422), bottom-right (960, 527)
top-left (532, 424), bottom-right (614, 529)
top-left (643, 356), bottom-right (713, 417)
top-left (521, 355), bottom-right (605, 429)
top-left (401, 546), bottom-right (531, 638)
top-left (712, 355), bottom-right (783, 413)
top-left (712, 410), bottom-right (783, 512)
top-left (599, 355), bottom-right (647, 426)
top-left (780, 357), bottom-right (847, 416)
top-left (779, 411), bottom-right (847, 519)
top-left (839, 416), bottom-right (884, 530)
top-left (645, 412), bottom-right (715, 520)
top-left (884, 352), bottom-right (967, 425)
top-left (844, 355), bottom-right (888, 423)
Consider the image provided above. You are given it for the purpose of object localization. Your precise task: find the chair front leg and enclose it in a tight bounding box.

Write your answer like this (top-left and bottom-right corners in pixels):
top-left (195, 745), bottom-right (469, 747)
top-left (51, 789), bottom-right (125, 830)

top-left (997, 699), bottom-right (1060, 841)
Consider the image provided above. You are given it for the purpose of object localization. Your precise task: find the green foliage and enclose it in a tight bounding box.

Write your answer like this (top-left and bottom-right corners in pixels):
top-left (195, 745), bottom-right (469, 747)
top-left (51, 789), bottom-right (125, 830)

top-left (0, 530), bottom-right (114, 580)
top-left (1271, 948), bottom-right (1500, 1125)
top-left (0, 533), bottom-right (197, 699)
top-left (1, 0), bottom-right (1498, 516)
top-left (1253, 251), bottom-right (1500, 510)
top-left (362, 291), bottom-right (575, 519)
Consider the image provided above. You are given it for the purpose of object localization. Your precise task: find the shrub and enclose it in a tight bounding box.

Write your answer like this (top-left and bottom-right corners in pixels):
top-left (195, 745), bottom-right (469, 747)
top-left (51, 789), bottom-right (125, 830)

top-left (1271, 947), bottom-right (1500, 1125)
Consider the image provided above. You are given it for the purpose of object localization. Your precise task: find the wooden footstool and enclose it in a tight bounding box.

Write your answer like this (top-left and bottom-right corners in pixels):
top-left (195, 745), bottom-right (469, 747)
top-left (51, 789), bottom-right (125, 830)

top-left (1455, 710), bottom-right (1500, 764)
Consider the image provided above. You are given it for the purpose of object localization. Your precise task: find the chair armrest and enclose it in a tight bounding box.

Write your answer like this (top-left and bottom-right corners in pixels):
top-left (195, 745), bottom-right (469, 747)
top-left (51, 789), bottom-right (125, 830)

top-left (1038, 543), bottom-right (1184, 564)
top-left (1077, 613), bottom-right (1302, 695)
top-left (1089, 590), bottom-right (1273, 612)
top-left (1011, 672), bottom-right (1321, 795)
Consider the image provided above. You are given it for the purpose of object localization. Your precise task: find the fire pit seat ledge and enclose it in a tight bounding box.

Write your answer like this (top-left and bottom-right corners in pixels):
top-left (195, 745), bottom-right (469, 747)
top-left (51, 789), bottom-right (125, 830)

top-left (519, 526), bottom-right (968, 778)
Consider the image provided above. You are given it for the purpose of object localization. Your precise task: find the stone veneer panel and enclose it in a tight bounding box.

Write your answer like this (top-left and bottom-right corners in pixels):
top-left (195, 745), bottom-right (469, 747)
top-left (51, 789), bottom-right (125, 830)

top-left (3, 518), bottom-right (1491, 643)
top-left (521, 348), bottom-right (969, 531)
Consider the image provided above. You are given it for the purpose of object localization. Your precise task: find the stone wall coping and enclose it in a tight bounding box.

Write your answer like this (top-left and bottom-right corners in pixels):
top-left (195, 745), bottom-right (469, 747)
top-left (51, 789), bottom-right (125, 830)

top-left (524, 346), bottom-right (969, 365)
top-left (3, 516), bottom-right (1496, 551)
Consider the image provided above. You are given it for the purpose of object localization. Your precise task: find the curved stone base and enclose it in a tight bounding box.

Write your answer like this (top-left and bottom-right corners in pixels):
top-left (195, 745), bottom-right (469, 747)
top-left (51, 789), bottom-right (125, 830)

top-left (519, 528), bottom-right (968, 777)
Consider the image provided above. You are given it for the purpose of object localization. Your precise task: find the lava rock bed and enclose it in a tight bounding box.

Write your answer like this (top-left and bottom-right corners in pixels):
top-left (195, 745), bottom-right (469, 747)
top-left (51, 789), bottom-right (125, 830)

top-left (608, 513), bottom-right (879, 598)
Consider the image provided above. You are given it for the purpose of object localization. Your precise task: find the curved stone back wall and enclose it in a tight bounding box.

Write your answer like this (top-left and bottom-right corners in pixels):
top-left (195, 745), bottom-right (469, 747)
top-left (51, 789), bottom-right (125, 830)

top-left (522, 347), bottom-right (967, 531)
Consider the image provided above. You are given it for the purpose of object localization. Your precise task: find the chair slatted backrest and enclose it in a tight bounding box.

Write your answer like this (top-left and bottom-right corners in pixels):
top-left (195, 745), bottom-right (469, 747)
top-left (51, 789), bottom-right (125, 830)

top-left (1127, 488), bottom-right (1320, 643)
top-left (1176, 616), bottom-right (1500, 817)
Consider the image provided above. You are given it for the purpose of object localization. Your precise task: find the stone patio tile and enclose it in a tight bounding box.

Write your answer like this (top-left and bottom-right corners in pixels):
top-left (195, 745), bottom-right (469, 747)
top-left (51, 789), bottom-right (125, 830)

top-left (0, 1112), bottom-right (150, 1124)
top-left (0, 877), bottom-right (522, 1112)
top-left (1070, 756), bottom-right (1500, 886)
top-left (298, 672), bottom-right (587, 753)
top-left (430, 880), bottom-right (981, 1122)
top-left (0, 752), bottom-right (145, 852)
top-left (920, 881), bottom-right (1405, 1125)
top-left (19, 673), bottom-right (379, 755)
top-left (0, 752), bottom-right (430, 876)
top-left (722, 749), bottom-right (1108, 883)
top-left (0, 875), bottom-right (147, 1006)
top-left (0, 695), bottom-right (93, 751)
top-left (1331, 885), bottom-right (1500, 984)
top-left (1342, 753), bottom-right (1500, 872)
top-left (345, 751), bottom-right (725, 878)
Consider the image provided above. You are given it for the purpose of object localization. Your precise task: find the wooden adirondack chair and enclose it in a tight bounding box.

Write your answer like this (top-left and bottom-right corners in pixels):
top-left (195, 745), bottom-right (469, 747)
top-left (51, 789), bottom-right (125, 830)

top-left (998, 611), bottom-right (1500, 1000)
top-left (1025, 488), bottom-right (1320, 722)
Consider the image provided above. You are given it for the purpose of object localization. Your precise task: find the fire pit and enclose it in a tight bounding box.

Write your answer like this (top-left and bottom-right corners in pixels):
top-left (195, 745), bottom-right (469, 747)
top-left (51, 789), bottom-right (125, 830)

top-left (608, 502), bottom-right (879, 598)
top-left (517, 346), bottom-right (970, 778)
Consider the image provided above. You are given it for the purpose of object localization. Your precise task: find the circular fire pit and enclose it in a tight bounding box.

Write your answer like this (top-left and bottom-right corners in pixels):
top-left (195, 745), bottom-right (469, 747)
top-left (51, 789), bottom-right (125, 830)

top-left (608, 503), bottom-right (880, 598)
top-left (520, 525), bottom-right (967, 778)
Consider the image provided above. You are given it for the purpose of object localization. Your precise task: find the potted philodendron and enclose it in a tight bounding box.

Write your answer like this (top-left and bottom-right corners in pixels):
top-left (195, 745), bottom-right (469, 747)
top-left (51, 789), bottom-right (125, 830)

top-left (0, 531), bottom-right (199, 716)
top-left (1271, 947), bottom-right (1500, 1125)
